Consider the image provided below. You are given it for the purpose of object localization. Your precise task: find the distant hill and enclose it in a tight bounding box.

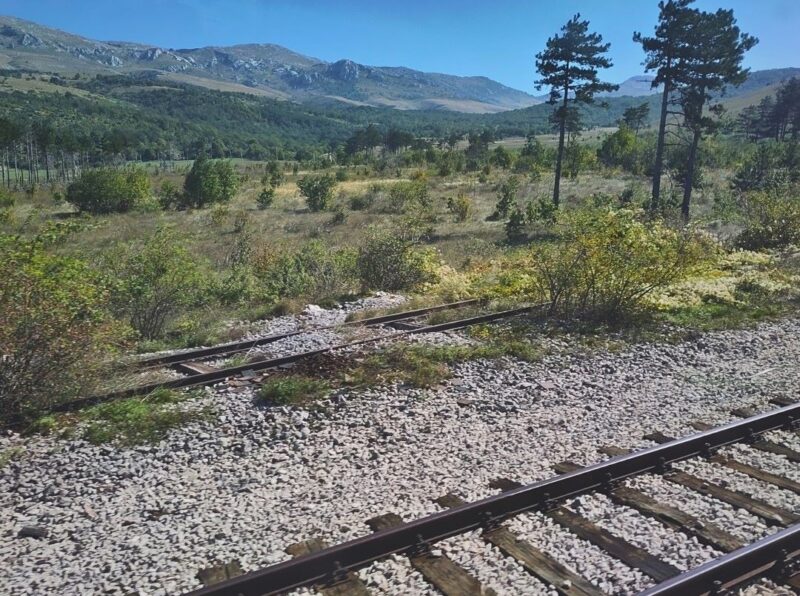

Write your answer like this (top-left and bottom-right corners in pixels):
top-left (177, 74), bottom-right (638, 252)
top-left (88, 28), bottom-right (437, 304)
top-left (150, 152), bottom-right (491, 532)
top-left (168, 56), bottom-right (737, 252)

top-left (601, 75), bottom-right (661, 98)
top-left (0, 15), bottom-right (540, 113)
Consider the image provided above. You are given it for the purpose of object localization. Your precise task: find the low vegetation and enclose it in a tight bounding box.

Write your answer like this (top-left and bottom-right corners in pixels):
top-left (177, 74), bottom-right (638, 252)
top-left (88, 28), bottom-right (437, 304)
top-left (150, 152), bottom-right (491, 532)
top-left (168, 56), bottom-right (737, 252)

top-left (79, 389), bottom-right (206, 445)
top-left (0, 224), bottom-right (122, 425)
top-left (259, 377), bottom-right (330, 406)
top-left (66, 167), bottom-right (150, 214)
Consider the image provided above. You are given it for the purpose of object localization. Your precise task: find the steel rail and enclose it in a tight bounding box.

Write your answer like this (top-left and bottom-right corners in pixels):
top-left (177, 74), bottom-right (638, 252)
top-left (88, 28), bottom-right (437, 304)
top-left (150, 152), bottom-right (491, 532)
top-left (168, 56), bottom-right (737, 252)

top-left (638, 523), bottom-right (799, 595)
top-left (57, 304), bottom-right (541, 412)
top-left (185, 403), bottom-right (799, 596)
top-left (133, 298), bottom-right (482, 368)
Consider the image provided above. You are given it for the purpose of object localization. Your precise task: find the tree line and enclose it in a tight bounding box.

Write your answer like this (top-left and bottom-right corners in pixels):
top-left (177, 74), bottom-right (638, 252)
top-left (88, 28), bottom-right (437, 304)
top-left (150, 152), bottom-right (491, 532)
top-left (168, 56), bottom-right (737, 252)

top-left (738, 78), bottom-right (800, 142)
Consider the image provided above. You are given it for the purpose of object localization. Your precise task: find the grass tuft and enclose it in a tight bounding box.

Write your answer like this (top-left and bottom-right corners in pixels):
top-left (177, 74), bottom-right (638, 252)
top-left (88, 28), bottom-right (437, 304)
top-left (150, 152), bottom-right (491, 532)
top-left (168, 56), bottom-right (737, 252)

top-left (259, 377), bottom-right (331, 405)
top-left (80, 388), bottom-right (205, 445)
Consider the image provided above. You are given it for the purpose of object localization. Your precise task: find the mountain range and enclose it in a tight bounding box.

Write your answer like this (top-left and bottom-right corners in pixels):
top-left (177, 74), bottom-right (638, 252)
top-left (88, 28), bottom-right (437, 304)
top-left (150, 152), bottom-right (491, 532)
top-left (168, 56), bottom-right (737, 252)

top-left (0, 15), bottom-right (541, 113)
top-left (1, 15), bottom-right (798, 116)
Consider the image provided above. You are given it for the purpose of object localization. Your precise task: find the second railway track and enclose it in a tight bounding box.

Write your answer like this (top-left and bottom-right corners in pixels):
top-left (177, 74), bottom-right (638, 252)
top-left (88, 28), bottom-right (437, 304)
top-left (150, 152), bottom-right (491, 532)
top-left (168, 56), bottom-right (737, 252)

top-left (59, 299), bottom-right (544, 411)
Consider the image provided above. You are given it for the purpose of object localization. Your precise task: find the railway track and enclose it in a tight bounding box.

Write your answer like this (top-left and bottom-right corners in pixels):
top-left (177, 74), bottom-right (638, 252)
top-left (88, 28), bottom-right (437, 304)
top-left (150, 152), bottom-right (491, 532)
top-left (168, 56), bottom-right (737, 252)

top-left (56, 299), bottom-right (542, 411)
top-left (187, 401), bottom-right (800, 596)
top-left (132, 298), bottom-right (483, 370)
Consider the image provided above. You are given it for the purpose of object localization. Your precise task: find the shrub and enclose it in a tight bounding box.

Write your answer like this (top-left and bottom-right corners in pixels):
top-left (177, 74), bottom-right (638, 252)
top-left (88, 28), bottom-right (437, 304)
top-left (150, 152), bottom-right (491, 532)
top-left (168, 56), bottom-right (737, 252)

top-left (157, 180), bottom-right (182, 210)
top-left (387, 180), bottom-right (429, 214)
top-left (298, 174), bottom-right (337, 211)
top-left (357, 229), bottom-right (438, 291)
top-left (257, 186), bottom-right (275, 209)
top-left (597, 124), bottom-right (646, 174)
top-left (493, 176), bottom-right (520, 219)
top-left (0, 189), bottom-right (13, 222)
top-left (0, 230), bottom-right (120, 424)
top-left (732, 144), bottom-right (790, 192)
top-left (182, 156), bottom-right (238, 208)
top-left (66, 167), bottom-right (150, 214)
top-left (528, 208), bottom-right (709, 322)
top-left (253, 240), bottom-right (358, 301)
top-left (525, 197), bottom-right (558, 225)
top-left (446, 193), bottom-right (473, 223)
top-left (262, 161), bottom-right (284, 188)
top-left (505, 205), bottom-right (528, 242)
top-left (330, 205), bottom-right (347, 225)
top-left (104, 228), bottom-right (208, 340)
top-left (349, 193), bottom-right (374, 211)
top-left (736, 192), bottom-right (800, 250)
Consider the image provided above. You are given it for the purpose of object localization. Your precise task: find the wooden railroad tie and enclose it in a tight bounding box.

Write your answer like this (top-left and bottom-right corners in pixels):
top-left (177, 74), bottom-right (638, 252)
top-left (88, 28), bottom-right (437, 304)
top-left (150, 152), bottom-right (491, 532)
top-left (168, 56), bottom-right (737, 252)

top-left (366, 513), bottom-right (497, 596)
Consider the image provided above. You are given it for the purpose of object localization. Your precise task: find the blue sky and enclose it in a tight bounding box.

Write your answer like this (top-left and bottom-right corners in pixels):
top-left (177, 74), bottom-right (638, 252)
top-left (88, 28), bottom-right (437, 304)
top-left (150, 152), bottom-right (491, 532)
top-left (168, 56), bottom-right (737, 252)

top-left (1, 0), bottom-right (798, 91)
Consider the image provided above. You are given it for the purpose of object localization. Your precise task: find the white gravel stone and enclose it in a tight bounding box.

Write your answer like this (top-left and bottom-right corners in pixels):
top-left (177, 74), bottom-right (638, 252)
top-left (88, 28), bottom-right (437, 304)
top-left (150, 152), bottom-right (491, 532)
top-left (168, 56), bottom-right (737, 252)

top-left (2, 314), bottom-right (799, 594)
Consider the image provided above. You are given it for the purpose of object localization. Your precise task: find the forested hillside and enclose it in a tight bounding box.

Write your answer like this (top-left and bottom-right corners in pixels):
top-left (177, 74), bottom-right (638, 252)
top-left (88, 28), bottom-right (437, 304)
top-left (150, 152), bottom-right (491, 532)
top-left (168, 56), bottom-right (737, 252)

top-left (1, 69), bottom-right (659, 161)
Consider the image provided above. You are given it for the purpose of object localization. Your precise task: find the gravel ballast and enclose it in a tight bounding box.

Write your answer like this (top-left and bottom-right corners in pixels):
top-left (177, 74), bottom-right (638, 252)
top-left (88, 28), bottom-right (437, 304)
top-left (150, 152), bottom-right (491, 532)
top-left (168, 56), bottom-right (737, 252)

top-left (2, 313), bottom-right (799, 595)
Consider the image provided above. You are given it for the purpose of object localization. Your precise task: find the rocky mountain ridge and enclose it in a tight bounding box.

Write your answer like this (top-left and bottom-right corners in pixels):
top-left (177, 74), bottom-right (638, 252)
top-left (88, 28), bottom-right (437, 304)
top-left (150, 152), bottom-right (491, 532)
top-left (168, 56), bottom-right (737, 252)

top-left (0, 15), bottom-right (539, 113)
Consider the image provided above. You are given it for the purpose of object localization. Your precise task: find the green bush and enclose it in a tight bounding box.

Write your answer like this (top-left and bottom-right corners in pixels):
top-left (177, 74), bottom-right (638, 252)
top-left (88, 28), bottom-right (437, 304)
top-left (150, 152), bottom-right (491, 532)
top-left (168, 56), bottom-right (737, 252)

top-left (736, 192), bottom-right (800, 250)
top-left (0, 189), bottom-right (13, 209)
top-left (0, 189), bottom-right (13, 222)
top-left (528, 208), bottom-right (709, 322)
top-left (104, 228), bottom-right (208, 340)
top-left (298, 174), bottom-right (337, 211)
top-left (257, 186), bottom-right (275, 209)
top-left (493, 176), bottom-right (520, 220)
top-left (182, 156), bottom-right (238, 208)
top-left (732, 144), bottom-right (791, 192)
top-left (357, 229), bottom-right (438, 291)
top-left (387, 180), bottom-right (430, 214)
top-left (253, 240), bottom-right (358, 301)
top-left (525, 197), bottom-right (558, 225)
top-left (446, 193), bottom-right (473, 223)
top-left (0, 230), bottom-right (120, 424)
top-left (262, 161), bottom-right (284, 188)
top-left (66, 167), bottom-right (150, 214)
top-left (157, 180), bottom-right (182, 210)
top-left (505, 206), bottom-right (528, 242)
top-left (597, 124), bottom-right (648, 174)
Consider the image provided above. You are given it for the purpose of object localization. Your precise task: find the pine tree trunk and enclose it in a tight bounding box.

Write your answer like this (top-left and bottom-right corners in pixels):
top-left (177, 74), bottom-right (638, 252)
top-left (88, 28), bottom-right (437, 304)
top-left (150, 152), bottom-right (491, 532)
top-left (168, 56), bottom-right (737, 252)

top-left (552, 83), bottom-right (570, 208)
top-left (651, 79), bottom-right (671, 210)
top-left (681, 127), bottom-right (701, 223)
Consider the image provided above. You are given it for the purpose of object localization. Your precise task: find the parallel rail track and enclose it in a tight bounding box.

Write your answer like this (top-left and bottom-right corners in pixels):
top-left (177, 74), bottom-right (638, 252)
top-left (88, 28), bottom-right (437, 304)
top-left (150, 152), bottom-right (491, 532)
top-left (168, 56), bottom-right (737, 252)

top-left (132, 298), bottom-right (483, 370)
top-left (187, 402), bottom-right (800, 596)
top-left (58, 301), bottom-right (542, 411)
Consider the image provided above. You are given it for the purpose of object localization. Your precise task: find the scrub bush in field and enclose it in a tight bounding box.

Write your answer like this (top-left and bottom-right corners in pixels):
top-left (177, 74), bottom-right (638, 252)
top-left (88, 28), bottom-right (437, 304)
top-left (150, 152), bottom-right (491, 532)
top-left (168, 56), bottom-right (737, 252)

top-left (528, 208), bottom-right (710, 322)
top-left (256, 186), bottom-right (275, 209)
top-left (492, 176), bottom-right (520, 220)
top-left (386, 180), bottom-right (430, 214)
top-left (736, 191), bottom-right (800, 250)
top-left (66, 167), bottom-right (150, 214)
top-left (252, 240), bottom-right (358, 301)
top-left (104, 228), bottom-right (208, 340)
top-left (0, 189), bottom-right (13, 222)
top-left (0, 228), bottom-right (120, 424)
top-left (357, 229), bottom-right (439, 292)
top-left (182, 156), bottom-right (238, 208)
top-left (298, 174), bottom-right (337, 211)
top-left (446, 193), bottom-right (473, 222)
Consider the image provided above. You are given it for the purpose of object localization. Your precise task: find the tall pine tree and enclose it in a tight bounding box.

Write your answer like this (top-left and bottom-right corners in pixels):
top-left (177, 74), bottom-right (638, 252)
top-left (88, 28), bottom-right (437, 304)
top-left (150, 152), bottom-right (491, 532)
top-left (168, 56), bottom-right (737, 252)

top-left (634, 0), bottom-right (698, 211)
top-left (535, 14), bottom-right (617, 207)
top-left (676, 8), bottom-right (757, 221)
